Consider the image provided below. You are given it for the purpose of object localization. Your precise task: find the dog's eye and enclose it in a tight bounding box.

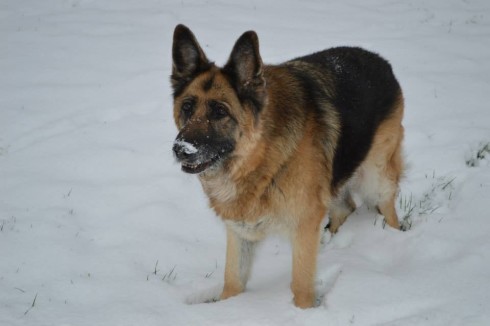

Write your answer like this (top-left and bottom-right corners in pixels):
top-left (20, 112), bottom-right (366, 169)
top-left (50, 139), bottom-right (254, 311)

top-left (208, 101), bottom-right (228, 120)
top-left (181, 101), bottom-right (194, 118)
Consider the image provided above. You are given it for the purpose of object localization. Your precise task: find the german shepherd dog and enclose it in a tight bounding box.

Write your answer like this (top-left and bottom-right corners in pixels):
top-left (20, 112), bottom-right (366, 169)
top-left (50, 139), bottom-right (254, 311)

top-left (171, 24), bottom-right (404, 308)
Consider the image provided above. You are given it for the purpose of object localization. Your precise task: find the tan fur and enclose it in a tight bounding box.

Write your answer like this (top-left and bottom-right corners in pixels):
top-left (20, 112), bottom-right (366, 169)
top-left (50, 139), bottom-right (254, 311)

top-left (178, 68), bottom-right (337, 308)
top-left (171, 26), bottom-right (405, 308)
top-left (175, 68), bottom-right (404, 308)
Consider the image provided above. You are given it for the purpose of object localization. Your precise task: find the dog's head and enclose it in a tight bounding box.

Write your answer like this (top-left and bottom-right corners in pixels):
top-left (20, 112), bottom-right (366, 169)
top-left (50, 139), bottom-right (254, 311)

top-left (171, 24), bottom-right (266, 175)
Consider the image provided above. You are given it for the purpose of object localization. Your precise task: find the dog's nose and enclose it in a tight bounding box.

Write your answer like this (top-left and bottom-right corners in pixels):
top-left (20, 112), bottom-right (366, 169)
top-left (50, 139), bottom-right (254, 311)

top-left (173, 139), bottom-right (198, 161)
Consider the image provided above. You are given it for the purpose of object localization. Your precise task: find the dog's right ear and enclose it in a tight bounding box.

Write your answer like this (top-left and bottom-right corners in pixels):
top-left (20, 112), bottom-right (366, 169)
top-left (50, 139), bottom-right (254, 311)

top-left (171, 24), bottom-right (211, 96)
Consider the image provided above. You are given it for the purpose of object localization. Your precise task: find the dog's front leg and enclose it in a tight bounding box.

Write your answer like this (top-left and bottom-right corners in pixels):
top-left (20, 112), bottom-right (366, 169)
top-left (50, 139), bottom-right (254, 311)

top-left (290, 215), bottom-right (324, 308)
top-left (221, 226), bottom-right (256, 300)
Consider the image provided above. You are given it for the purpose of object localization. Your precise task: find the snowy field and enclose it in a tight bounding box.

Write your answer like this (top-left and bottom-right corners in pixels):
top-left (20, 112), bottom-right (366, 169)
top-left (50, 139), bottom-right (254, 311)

top-left (2, 0), bottom-right (490, 325)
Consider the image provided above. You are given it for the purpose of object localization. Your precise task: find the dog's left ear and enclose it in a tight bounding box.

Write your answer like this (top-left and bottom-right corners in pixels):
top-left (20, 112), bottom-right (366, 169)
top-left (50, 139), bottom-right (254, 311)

top-left (171, 24), bottom-right (212, 96)
top-left (224, 31), bottom-right (266, 114)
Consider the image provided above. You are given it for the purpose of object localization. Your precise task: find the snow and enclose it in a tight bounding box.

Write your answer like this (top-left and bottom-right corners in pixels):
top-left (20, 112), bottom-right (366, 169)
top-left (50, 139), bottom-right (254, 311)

top-left (1, 0), bottom-right (490, 325)
top-left (173, 139), bottom-right (198, 155)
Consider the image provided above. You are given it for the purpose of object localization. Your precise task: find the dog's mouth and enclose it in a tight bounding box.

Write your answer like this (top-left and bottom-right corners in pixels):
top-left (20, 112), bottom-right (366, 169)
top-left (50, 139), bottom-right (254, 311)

top-left (181, 156), bottom-right (219, 174)
top-left (173, 138), bottom-right (234, 174)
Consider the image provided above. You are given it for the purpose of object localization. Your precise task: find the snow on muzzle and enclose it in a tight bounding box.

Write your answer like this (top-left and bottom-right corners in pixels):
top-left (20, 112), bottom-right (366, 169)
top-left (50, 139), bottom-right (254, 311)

top-left (172, 138), bottom-right (234, 174)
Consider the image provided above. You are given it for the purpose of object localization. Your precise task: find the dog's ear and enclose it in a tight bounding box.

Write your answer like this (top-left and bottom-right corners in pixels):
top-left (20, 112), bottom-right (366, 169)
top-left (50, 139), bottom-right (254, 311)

top-left (224, 31), bottom-right (266, 114)
top-left (171, 24), bottom-right (211, 95)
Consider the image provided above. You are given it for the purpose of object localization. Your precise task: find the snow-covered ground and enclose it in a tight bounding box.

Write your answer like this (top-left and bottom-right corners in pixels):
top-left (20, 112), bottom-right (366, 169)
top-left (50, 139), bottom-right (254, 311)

top-left (2, 0), bottom-right (490, 325)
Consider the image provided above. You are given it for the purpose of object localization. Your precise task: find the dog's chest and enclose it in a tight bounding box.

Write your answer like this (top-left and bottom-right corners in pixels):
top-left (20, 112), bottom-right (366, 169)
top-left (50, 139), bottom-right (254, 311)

top-left (224, 218), bottom-right (273, 241)
top-left (200, 173), bottom-right (290, 240)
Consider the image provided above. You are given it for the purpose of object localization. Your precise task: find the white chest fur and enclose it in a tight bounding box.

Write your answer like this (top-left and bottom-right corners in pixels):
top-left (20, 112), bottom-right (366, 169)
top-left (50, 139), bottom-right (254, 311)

top-left (224, 218), bottom-right (272, 242)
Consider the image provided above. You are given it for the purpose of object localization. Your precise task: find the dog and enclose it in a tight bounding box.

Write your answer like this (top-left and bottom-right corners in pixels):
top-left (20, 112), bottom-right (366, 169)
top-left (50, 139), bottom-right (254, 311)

top-left (170, 24), bottom-right (404, 308)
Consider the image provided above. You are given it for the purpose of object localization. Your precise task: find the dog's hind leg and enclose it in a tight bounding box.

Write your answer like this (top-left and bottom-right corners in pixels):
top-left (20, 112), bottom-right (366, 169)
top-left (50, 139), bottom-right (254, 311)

top-left (221, 227), bottom-right (257, 300)
top-left (328, 190), bottom-right (356, 234)
top-left (362, 96), bottom-right (404, 230)
top-left (375, 130), bottom-right (404, 230)
top-left (377, 193), bottom-right (400, 229)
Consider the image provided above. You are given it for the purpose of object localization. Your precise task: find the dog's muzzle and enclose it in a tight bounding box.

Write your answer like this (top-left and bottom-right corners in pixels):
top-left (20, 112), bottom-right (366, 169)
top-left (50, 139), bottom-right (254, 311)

top-left (173, 139), bottom-right (218, 174)
top-left (173, 137), bottom-right (235, 174)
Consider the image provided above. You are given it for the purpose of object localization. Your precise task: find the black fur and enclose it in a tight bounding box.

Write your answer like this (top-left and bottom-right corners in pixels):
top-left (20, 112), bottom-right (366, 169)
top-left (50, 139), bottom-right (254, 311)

top-left (171, 24), bottom-right (214, 98)
top-left (222, 31), bottom-right (267, 118)
top-left (201, 74), bottom-right (215, 92)
top-left (291, 47), bottom-right (401, 189)
top-left (171, 25), bottom-right (401, 189)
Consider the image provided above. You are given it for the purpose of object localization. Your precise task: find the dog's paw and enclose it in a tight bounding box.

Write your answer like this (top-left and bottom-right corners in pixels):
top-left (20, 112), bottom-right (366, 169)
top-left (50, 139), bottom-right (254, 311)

top-left (184, 284), bottom-right (222, 305)
top-left (400, 216), bottom-right (412, 232)
top-left (315, 264), bottom-right (342, 307)
top-left (320, 228), bottom-right (333, 246)
top-left (330, 230), bottom-right (354, 249)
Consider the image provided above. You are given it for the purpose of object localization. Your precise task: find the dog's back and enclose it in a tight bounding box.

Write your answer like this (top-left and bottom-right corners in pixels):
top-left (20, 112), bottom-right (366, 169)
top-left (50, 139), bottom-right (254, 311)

top-left (285, 47), bottom-right (402, 189)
